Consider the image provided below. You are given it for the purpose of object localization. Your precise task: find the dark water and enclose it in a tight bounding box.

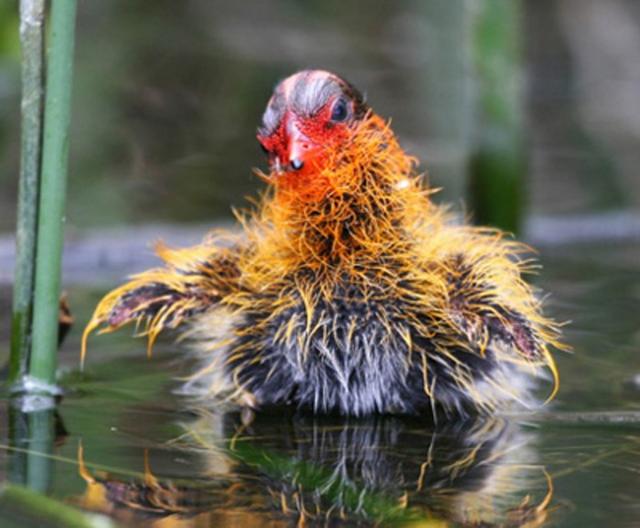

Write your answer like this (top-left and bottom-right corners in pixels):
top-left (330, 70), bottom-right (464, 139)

top-left (0, 241), bottom-right (639, 527)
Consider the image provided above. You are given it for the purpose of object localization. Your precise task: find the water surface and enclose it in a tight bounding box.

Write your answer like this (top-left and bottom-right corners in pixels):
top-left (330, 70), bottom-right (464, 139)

top-left (0, 241), bottom-right (639, 527)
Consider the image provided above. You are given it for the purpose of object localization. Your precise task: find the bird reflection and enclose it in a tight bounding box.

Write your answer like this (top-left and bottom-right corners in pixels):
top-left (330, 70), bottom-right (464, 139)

top-left (73, 411), bottom-right (553, 527)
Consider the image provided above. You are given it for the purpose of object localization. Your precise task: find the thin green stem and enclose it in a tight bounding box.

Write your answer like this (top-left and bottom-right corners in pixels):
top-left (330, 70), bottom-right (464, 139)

top-left (10, 0), bottom-right (46, 384)
top-left (29, 0), bottom-right (77, 387)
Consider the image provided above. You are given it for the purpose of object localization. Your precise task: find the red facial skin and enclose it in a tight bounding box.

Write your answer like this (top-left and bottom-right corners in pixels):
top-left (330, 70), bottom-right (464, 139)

top-left (257, 97), bottom-right (353, 184)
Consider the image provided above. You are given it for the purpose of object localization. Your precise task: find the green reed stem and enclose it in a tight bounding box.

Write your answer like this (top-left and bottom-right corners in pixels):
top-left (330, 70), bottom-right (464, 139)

top-left (9, 0), bottom-right (46, 384)
top-left (29, 0), bottom-right (77, 387)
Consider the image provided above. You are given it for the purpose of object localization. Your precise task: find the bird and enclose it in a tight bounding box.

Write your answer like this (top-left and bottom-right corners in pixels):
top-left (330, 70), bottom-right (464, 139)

top-left (83, 69), bottom-right (563, 417)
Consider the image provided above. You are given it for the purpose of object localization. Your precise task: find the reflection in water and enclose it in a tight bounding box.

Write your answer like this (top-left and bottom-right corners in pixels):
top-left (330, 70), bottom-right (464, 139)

top-left (7, 406), bottom-right (67, 495)
top-left (72, 411), bottom-right (553, 527)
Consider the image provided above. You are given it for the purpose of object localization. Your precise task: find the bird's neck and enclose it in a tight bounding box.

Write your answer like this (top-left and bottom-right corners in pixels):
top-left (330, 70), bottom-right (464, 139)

top-left (255, 115), bottom-right (437, 275)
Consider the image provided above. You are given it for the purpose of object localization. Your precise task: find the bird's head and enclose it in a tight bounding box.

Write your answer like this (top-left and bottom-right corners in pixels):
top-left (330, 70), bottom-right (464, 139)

top-left (257, 70), bottom-right (369, 187)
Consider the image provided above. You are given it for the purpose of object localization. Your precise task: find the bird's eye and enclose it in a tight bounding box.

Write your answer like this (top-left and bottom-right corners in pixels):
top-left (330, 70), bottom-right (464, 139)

top-left (330, 98), bottom-right (349, 122)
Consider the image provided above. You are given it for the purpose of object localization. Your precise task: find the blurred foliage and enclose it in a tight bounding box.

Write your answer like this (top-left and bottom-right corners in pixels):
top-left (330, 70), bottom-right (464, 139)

top-left (0, 2), bottom-right (20, 58)
top-left (0, 0), bottom-right (20, 227)
top-left (0, 0), bottom-right (637, 234)
top-left (469, 0), bottom-right (524, 232)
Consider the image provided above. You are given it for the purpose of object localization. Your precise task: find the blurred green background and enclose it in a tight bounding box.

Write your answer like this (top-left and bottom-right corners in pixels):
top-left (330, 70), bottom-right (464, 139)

top-left (1, 0), bottom-right (638, 236)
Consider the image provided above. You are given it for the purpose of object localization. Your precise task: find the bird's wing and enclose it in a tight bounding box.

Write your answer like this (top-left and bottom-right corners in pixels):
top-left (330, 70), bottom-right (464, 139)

top-left (81, 235), bottom-right (246, 364)
top-left (412, 226), bottom-right (564, 411)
